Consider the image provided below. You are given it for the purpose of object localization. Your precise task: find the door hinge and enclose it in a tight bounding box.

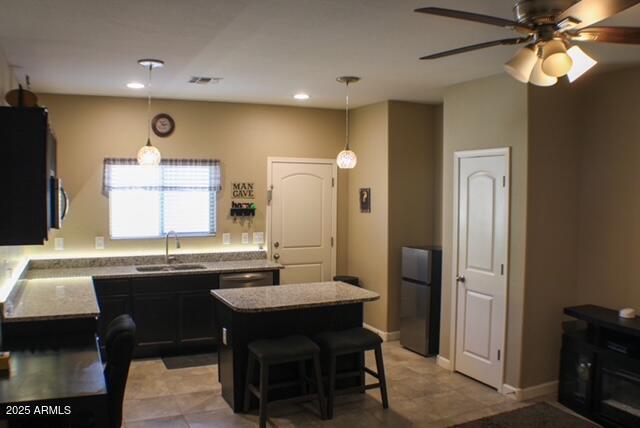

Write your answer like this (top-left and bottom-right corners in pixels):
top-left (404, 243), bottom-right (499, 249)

top-left (501, 264), bottom-right (504, 275)
top-left (332, 177), bottom-right (335, 187)
top-left (331, 237), bottom-right (334, 247)
top-left (498, 349), bottom-right (501, 361)
top-left (502, 176), bottom-right (506, 187)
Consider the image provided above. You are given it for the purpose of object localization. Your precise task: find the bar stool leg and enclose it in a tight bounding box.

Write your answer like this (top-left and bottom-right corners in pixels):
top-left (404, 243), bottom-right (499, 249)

top-left (327, 354), bottom-right (337, 419)
top-left (312, 354), bottom-right (328, 420)
top-left (298, 360), bottom-right (307, 396)
top-left (259, 362), bottom-right (270, 428)
top-left (243, 353), bottom-right (256, 413)
top-left (374, 344), bottom-right (389, 409)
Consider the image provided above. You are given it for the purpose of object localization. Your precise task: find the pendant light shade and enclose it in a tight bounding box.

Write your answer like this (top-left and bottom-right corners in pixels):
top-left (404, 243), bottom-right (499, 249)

top-left (530, 58), bottom-right (558, 87)
top-left (337, 149), bottom-right (357, 169)
top-left (336, 76), bottom-right (360, 169)
top-left (541, 39), bottom-right (573, 77)
top-left (136, 59), bottom-right (164, 166)
top-left (137, 138), bottom-right (162, 165)
top-left (504, 46), bottom-right (538, 83)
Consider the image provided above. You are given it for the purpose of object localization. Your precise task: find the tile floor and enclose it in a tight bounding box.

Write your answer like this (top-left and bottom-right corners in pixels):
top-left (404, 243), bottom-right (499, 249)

top-left (122, 341), bottom-right (557, 428)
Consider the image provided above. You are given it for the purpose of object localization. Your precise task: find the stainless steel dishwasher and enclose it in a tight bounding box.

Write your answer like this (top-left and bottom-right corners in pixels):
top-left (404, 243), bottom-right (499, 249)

top-left (219, 271), bottom-right (274, 289)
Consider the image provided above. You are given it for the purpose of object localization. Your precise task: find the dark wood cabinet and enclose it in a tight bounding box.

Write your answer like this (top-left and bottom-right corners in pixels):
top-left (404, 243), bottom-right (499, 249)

top-left (133, 293), bottom-right (179, 355)
top-left (178, 291), bottom-right (216, 345)
top-left (94, 272), bottom-right (230, 358)
top-left (0, 107), bottom-right (57, 245)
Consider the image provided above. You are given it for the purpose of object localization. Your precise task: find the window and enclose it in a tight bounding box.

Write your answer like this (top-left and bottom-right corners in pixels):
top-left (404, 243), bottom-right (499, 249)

top-left (102, 159), bottom-right (221, 239)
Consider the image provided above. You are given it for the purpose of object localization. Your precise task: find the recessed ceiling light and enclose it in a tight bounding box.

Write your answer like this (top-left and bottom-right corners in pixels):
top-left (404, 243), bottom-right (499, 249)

top-left (127, 82), bottom-right (145, 89)
top-left (293, 92), bottom-right (310, 100)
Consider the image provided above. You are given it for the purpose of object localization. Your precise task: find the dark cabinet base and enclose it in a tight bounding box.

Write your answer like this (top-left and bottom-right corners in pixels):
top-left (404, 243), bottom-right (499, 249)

top-left (94, 270), bottom-right (280, 359)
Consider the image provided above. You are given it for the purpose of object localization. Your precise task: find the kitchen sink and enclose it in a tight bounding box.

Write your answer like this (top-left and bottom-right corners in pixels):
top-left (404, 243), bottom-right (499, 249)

top-left (135, 263), bottom-right (207, 272)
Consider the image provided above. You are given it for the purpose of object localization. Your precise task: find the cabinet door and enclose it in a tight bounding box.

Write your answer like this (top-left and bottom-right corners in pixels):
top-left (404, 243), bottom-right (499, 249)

top-left (559, 333), bottom-right (595, 415)
top-left (178, 291), bottom-right (216, 346)
top-left (133, 293), bottom-right (178, 355)
top-left (98, 294), bottom-right (132, 338)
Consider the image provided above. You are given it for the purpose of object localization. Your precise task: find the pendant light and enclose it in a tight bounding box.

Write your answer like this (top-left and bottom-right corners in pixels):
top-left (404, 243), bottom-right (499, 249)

top-left (136, 59), bottom-right (164, 166)
top-left (336, 76), bottom-right (360, 169)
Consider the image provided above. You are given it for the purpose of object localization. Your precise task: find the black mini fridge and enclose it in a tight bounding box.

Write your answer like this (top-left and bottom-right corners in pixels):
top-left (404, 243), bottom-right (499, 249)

top-left (399, 246), bottom-right (442, 356)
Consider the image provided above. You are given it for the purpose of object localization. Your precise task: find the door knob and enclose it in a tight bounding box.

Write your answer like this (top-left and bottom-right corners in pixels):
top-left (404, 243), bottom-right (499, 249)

top-left (274, 241), bottom-right (279, 248)
top-left (456, 274), bottom-right (466, 283)
top-left (273, 253), bottom-right (280, 261)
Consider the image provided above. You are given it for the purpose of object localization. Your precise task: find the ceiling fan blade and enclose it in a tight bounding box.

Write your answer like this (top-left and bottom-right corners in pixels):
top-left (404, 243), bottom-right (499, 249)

top-left (572, 26), bottom-right (640, 43)
top-left (557, 0), bottom-right (640, 30)
top-left (415, 7), bottom-right (532, 32)
top-left (420, 38), bottom-right (528, 60)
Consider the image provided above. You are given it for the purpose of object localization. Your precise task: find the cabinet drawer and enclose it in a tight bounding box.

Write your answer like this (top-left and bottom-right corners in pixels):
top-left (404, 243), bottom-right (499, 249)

top-left (132, 274), bottom-right (219, 294)
top-left (93, 278), bottom-right (131, 296)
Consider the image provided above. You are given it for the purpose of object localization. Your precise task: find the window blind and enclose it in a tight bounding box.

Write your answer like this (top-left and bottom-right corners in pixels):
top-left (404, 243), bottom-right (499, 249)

top-left (102, 158), bottom-right (221, 239)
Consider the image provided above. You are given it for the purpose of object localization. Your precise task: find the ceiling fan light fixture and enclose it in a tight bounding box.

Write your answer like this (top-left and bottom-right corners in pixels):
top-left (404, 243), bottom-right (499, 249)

top-left (530, 58), bottom-right (558, 87)
top-left (566, 45), bottom-right (597, 83)
top-left (541, 39), bottom-right (573, 77)
top-left (504, 45), bottom-right (538, 83)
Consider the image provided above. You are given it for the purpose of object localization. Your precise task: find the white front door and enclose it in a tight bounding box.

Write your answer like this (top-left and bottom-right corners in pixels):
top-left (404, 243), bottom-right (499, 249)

top-left (268, 158), bottom-right (336, 284)
top-left (454, 149), bottom-right (509, 389)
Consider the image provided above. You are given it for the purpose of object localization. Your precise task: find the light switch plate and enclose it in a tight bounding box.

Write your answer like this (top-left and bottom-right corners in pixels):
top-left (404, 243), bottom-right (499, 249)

top-left (54, 238), bottom-right (64, 251)
top-left (253, 232), bottom-right (264, 244)
top-left (241, 233), bottom-right (249, 244)
top-left (222, 233), bottom-right (231, 245)
top-left (95, 236), bottom-right (105, 250)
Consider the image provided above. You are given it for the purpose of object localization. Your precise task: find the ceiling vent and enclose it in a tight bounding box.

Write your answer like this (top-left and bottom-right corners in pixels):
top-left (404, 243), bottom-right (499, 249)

top-left (188, 76), bottom-right (223, 85)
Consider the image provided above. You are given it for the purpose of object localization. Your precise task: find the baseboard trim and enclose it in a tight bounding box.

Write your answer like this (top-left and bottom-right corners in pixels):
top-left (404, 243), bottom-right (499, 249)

top-left (363, 323), bottom-right (400, 342)
top-left (502, 380), bottom-right (558, 401)
top-left (436, 355), bottom-right (452, 371)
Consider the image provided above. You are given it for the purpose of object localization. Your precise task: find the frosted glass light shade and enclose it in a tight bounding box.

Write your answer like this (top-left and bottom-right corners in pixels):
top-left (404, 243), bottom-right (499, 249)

top-left (530, 58), bottom-right (558, 87)
top-left (337, 149), bottom-right (357, 169)
top-left (566, 46), bottom-right (597, 83)
top-left (504, 46), bottom-right (538, 83)
top-left (542, 40), bottom-right (573, 77)
top-left (137, 141), bottom-right (161, 166)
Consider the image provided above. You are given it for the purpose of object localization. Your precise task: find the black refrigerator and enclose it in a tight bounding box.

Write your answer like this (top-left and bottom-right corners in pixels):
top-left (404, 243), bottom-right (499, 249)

top-left (400, 246), bottom-right (442, 356)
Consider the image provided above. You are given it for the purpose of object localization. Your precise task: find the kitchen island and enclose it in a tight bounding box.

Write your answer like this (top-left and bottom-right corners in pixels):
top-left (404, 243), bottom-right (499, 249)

top-left (211, 281), bottom-right (379, 412)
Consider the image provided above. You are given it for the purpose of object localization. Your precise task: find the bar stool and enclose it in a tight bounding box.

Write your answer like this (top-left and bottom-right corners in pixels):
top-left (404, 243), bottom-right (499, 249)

top-left (314, 327), bottom-right (389, 418)
top-left (244, 334), bottom-right (327, 428)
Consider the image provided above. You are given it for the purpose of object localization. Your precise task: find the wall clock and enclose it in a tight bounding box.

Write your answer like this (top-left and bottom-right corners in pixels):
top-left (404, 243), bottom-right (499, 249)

top-left (152, 113), bottom-right (175, 137)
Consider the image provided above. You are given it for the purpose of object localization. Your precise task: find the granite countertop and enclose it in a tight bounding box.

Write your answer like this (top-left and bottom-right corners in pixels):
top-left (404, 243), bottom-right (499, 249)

top-left (27, 259), bottom-right (284, 280)
top-left (211, 281), bottom-right (379, 313)
top-left (3, 277), bottom-right (100, 323)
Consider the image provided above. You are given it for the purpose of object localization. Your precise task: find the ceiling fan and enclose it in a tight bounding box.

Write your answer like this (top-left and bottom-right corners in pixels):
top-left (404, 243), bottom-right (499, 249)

top-left (416, 0), bottom-right (640, 86)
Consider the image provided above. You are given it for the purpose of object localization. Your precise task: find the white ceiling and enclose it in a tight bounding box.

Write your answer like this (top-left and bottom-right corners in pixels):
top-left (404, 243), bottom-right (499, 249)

top-left (1, 0), bottom-right (639, 108)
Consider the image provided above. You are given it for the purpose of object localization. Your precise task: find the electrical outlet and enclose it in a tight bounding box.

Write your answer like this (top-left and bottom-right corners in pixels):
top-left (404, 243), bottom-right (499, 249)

top-left (253, 232), bottom-right (264, 244)
top-left (223, 233), bottom-right (231, 245)
top-left (241, 233), bottom-right (249, 244)
top-left (54, 238), bottom-right (64, 251)
top-left (95, 236), bottom-right (105, 250)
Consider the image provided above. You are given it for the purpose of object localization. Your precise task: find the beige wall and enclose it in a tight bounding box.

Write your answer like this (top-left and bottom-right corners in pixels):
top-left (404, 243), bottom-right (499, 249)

top-left (387, 101), bottom-right (439, 332)
top-left (347, 102), bottom-right (390, 331)
top-left (30, 94), bottom-right (349, 274)
top-left (521, 81), bottom-right (580, 388)
top-left (576, 66), bottom-right (640, 312)
top-left (433, 105), bottom-right (443, 247)
top-left (441, 74), bottom-right (528, 388)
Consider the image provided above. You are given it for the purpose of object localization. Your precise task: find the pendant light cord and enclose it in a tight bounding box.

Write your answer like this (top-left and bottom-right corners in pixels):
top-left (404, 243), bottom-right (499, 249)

top-left (147, 65), bottom-right (152, 144)
top-left (345, 81), bottom-right (350, 150)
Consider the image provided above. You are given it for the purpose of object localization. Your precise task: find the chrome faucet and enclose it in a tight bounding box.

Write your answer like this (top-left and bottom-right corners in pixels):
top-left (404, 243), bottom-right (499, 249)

top-left (165, 230), bottom-right (181, 264)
